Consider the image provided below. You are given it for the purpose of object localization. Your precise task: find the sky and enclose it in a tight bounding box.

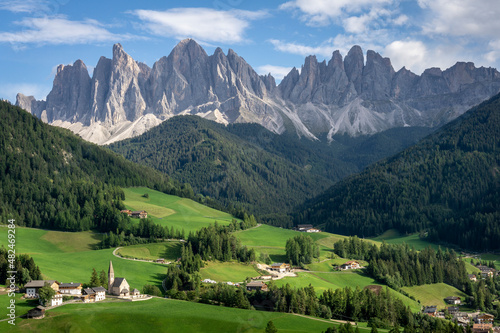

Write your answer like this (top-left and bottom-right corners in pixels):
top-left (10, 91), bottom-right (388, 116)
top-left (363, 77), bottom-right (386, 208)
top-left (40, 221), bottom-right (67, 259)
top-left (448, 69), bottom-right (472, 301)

top-left (1, 0), bottom-right (499, 102)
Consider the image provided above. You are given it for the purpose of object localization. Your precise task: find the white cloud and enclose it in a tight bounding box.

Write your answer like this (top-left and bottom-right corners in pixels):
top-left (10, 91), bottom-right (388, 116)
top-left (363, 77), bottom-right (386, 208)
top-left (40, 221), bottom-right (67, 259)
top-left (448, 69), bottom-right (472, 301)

top-left (0, 15), bottom-right (135, 46)
top-left (384, 40), bottom-right (427, 73)
top-left (256, 65), bottom-right (294, 80)
top-left (280, 0), bottom-right (393, 26)
top-left (419, 0), bottom-right (500, 38)
top-left (131, 8), bottom-right (267, 44)
top-left (0, 83), bottom-right (50, 102)
top-left (269, 38), bottom-right (337, 57)
top-left (0, 0), bottom-right (50, 13)
top-left (393, 14), bottom-right (408, 26)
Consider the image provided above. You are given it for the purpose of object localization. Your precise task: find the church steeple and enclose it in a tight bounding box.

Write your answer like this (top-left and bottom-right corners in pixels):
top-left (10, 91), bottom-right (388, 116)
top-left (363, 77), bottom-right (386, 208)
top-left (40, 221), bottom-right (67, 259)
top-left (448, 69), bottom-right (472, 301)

top-left (108, 260), bottom-right (115, 294)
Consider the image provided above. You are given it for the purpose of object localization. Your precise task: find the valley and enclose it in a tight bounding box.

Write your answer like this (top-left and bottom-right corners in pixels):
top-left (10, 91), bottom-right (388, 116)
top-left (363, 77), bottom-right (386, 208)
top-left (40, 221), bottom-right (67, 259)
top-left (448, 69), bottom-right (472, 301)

top-left (2, 185), bottom-right (497, 331)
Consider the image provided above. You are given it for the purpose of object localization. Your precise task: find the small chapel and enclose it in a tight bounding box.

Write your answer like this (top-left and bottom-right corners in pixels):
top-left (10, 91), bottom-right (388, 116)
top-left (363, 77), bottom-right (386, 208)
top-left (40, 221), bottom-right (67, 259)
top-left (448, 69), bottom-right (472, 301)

top-left (108, 261), bottom-right (130, 297)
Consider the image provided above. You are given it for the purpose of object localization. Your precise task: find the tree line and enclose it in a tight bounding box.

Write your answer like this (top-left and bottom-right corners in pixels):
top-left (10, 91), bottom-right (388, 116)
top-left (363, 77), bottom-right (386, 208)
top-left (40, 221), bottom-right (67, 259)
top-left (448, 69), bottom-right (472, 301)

top-left (0, 247), bottom-right (42, 287)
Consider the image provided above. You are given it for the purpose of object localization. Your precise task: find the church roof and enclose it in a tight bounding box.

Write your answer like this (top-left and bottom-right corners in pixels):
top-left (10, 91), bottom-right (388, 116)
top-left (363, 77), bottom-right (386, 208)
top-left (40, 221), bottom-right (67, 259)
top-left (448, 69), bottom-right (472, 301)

top-left (112, 277), bottom-right (127, 287)
top-left (108, 260), bottom-right (114, 275)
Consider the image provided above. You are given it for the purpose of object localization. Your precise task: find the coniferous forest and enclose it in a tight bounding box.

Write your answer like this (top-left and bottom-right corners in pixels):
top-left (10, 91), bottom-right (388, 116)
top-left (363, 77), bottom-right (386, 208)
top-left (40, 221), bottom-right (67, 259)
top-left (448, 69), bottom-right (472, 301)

top-left (0, 102), bottom-right (183, 231)
top-left (296, 93), bottom-right (500, 251)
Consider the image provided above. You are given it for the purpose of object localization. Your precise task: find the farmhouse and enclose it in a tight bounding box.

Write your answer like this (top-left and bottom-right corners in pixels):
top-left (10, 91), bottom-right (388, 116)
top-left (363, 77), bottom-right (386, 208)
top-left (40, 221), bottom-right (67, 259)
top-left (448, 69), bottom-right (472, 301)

top-left (24, 280), bottom-right (59, 298)
top-left (340, 261), bottom-right (361, 270)
top-left (475, 313), bottom-right (494, 324)
top-left (447, 306), bottom-right (460, 315)
top-left (246, 281), bottom-right (268, 292)
top-left (120, 209), bottom-right (132, 216)
top-left (108, 261), bottom-right (131, 297)
top-left (469, 274), bottom-right (477, 282)
top-left (423, 306), bottom-right (438, 317)
top-left (82, 286), bottom-right (106, 303)
top-left (270, 263), bottom-right (291, 273)
top-left (477, 265), bottom-right (495, 278)
top-left (155, 258), bottom-right (166, 264)
top-left (59, 282), bottom-right (82, 296)
top-left (131, 210), bottom-right (148, 219)
top-left (40, 293), bottom-right (63, 307)
top-left (294, 224), bottom-right (321, 232)
top-left (472, 323), bottom-right (493, 333)
top-left (444, 296), bottom-right (461, 305)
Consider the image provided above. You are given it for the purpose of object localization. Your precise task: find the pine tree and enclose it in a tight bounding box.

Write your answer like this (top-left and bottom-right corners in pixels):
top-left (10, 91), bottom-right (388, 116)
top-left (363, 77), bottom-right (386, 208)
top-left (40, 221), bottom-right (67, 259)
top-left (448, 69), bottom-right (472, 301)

top-left (265, 321), bottom-right (278, 333)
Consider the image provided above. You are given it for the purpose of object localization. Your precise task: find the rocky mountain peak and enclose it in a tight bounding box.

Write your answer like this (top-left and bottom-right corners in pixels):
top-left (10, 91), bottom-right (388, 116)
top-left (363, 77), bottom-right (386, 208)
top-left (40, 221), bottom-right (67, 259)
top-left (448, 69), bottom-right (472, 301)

top-left (15, 41), bottom-right (500, 144)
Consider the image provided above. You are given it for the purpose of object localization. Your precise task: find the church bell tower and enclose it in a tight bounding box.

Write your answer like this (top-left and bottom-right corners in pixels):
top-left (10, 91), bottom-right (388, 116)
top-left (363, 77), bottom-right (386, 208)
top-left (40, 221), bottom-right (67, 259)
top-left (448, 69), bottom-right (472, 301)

top-left (108, 260), bottom-right (115, 294)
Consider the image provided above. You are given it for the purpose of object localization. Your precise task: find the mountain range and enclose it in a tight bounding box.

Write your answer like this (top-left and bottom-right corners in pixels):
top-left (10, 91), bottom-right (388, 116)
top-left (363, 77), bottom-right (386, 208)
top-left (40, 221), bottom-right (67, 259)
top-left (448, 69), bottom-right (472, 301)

top-left (16, 39), bottom-right (500, 145)
top-left (296, 92), bottom-right (500, 250)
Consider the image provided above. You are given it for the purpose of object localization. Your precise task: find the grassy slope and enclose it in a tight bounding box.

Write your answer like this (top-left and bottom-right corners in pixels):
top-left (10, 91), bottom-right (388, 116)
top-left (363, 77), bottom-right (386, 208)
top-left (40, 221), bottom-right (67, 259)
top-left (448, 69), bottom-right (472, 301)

top-left (116, 241), bottom-right (182, 261)
top-left (371, 229), bottom-right (444, 251)
top-left (0, 227), bottom-right (166, 291)
top-left (123, 187), bottom-right (234, 233)
top-left (274, 271), bottom-right (421, 312)
top-left (401, 283), bottom-right (469, 309)
top-left (1, 297), bottom-right (364, 332)
top-left (200, 262), bottom-right (260, 282)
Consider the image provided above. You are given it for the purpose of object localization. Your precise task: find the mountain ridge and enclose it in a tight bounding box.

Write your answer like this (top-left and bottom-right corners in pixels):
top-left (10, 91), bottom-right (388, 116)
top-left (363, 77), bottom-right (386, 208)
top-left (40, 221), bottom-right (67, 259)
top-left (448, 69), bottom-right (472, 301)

top-left (17, 39), bottom-right (500, 144)
top-left (294, 92), bottom-right (500, 250)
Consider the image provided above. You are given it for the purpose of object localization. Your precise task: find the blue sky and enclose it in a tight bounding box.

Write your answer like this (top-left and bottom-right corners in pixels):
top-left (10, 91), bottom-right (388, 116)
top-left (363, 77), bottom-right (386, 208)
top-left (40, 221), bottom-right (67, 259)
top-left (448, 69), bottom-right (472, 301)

top-left (1, 0), bottom-right (499, 102)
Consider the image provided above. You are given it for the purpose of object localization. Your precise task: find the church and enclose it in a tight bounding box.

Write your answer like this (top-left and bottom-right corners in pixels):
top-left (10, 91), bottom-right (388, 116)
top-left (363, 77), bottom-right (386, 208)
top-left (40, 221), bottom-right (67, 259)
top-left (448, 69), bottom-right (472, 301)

top-left (108, 261), bottom-right (130, 297)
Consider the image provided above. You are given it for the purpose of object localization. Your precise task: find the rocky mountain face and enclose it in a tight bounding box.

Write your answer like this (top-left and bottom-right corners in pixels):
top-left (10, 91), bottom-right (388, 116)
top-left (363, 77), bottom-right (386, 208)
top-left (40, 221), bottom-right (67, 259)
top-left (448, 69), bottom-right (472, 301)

top-left (17, 39), bottom-right (500, 144)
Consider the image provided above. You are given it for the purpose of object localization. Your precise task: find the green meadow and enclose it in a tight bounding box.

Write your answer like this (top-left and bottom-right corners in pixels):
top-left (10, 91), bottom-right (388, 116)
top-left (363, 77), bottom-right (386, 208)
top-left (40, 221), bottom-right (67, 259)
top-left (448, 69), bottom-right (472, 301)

top-left (371, 229), bottom-right (444, 251)
top-left (122, 187), bottom-right (235, 233)
top-left (0, 227), bottom-right (166, 292)
top-left (401, 283), bottom-right (468, 309)
top-left (0, 297), bottom-right (371, 332)
top-left (200, 262), bottom-right (261, 282)
top-left (116, 241), bottom-right (182, 261)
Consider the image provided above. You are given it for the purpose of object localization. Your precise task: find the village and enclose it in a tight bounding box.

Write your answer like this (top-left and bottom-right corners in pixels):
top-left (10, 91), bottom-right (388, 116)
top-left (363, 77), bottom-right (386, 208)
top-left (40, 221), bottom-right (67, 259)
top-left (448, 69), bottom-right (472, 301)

top-left (23, 261), bottom-right (151, 319)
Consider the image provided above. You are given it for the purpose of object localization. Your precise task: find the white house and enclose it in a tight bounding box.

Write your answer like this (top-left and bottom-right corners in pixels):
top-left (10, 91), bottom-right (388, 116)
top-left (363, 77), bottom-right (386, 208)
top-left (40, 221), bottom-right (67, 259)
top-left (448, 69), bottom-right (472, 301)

top-left (40, 293), bottom-right (63, 307)
top-left (24, 280), bottom-right (59, 298)
top-left (93, 286), bottom-right (106, 302)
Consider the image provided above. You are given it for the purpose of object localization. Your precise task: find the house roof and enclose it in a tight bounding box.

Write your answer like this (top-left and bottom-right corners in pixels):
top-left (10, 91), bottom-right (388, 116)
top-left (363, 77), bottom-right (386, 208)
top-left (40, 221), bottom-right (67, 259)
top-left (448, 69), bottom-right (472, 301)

top-left (345, 261), bottom-right (358, 265)
top-left (25, 280), bottom-right (58, 288)
top-left (247, 281), bottom-right (266, 287)
top-left (271, 262), bottom-right (288, 267)
top-left (83, 288), bottom-right (95, 295)
top-left (448, 306), bottom-right (460, 312)
top-left (424, 306), bottom-right (437, 313)
top-left (132, 288), bottom-right (140, 293)
top-left (297, 224), bottom-right (313, 228)
top-left (93, 286), bottom-right (106, 292)
top-left (445, 296), bottom-right (460, 300)
top-left (59, 282), bottom-right (82, 288)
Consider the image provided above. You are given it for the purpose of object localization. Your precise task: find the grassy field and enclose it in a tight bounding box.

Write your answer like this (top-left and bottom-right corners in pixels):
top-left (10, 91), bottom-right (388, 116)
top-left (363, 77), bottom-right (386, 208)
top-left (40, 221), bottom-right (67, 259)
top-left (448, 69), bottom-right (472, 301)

top-left (40, 230), bottom-right (103, 252)
top-left (274, 270), bottom-right (421, 312)
top-left (122, 187), bottom-right (236, 233)
top-left (0, 297), bottom-right (379, 332)
top-left (200, 262), bottom-right (261, 282)
top-left (0, 227), bottom-right (167, 292)
top-left (116, 241), bottom-right (182, 261)
top-left (401, 283), bottom-right (468, 309)
top-left (479, 254), bottom-right (500, 270)
top-left (371, 229), bottom-right (444, 251)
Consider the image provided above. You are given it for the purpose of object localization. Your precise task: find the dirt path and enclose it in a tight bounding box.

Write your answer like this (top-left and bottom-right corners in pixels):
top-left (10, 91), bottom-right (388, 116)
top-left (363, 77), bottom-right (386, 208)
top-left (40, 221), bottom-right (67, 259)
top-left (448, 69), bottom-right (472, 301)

top-left (112, 247), bottom-right (171, 264)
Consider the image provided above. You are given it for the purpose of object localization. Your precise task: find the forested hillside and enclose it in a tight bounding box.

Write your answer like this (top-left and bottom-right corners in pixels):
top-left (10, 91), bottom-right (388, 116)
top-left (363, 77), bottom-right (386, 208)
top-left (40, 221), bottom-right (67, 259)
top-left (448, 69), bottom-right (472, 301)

top-left (0, 101), bottom-right (183, 230)
top-left (296, 93), bottom-right (500, 251)
top-left (109, 116), bottom-right (432, 223)
top-left (109, 116), bottom-right (339, 223)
